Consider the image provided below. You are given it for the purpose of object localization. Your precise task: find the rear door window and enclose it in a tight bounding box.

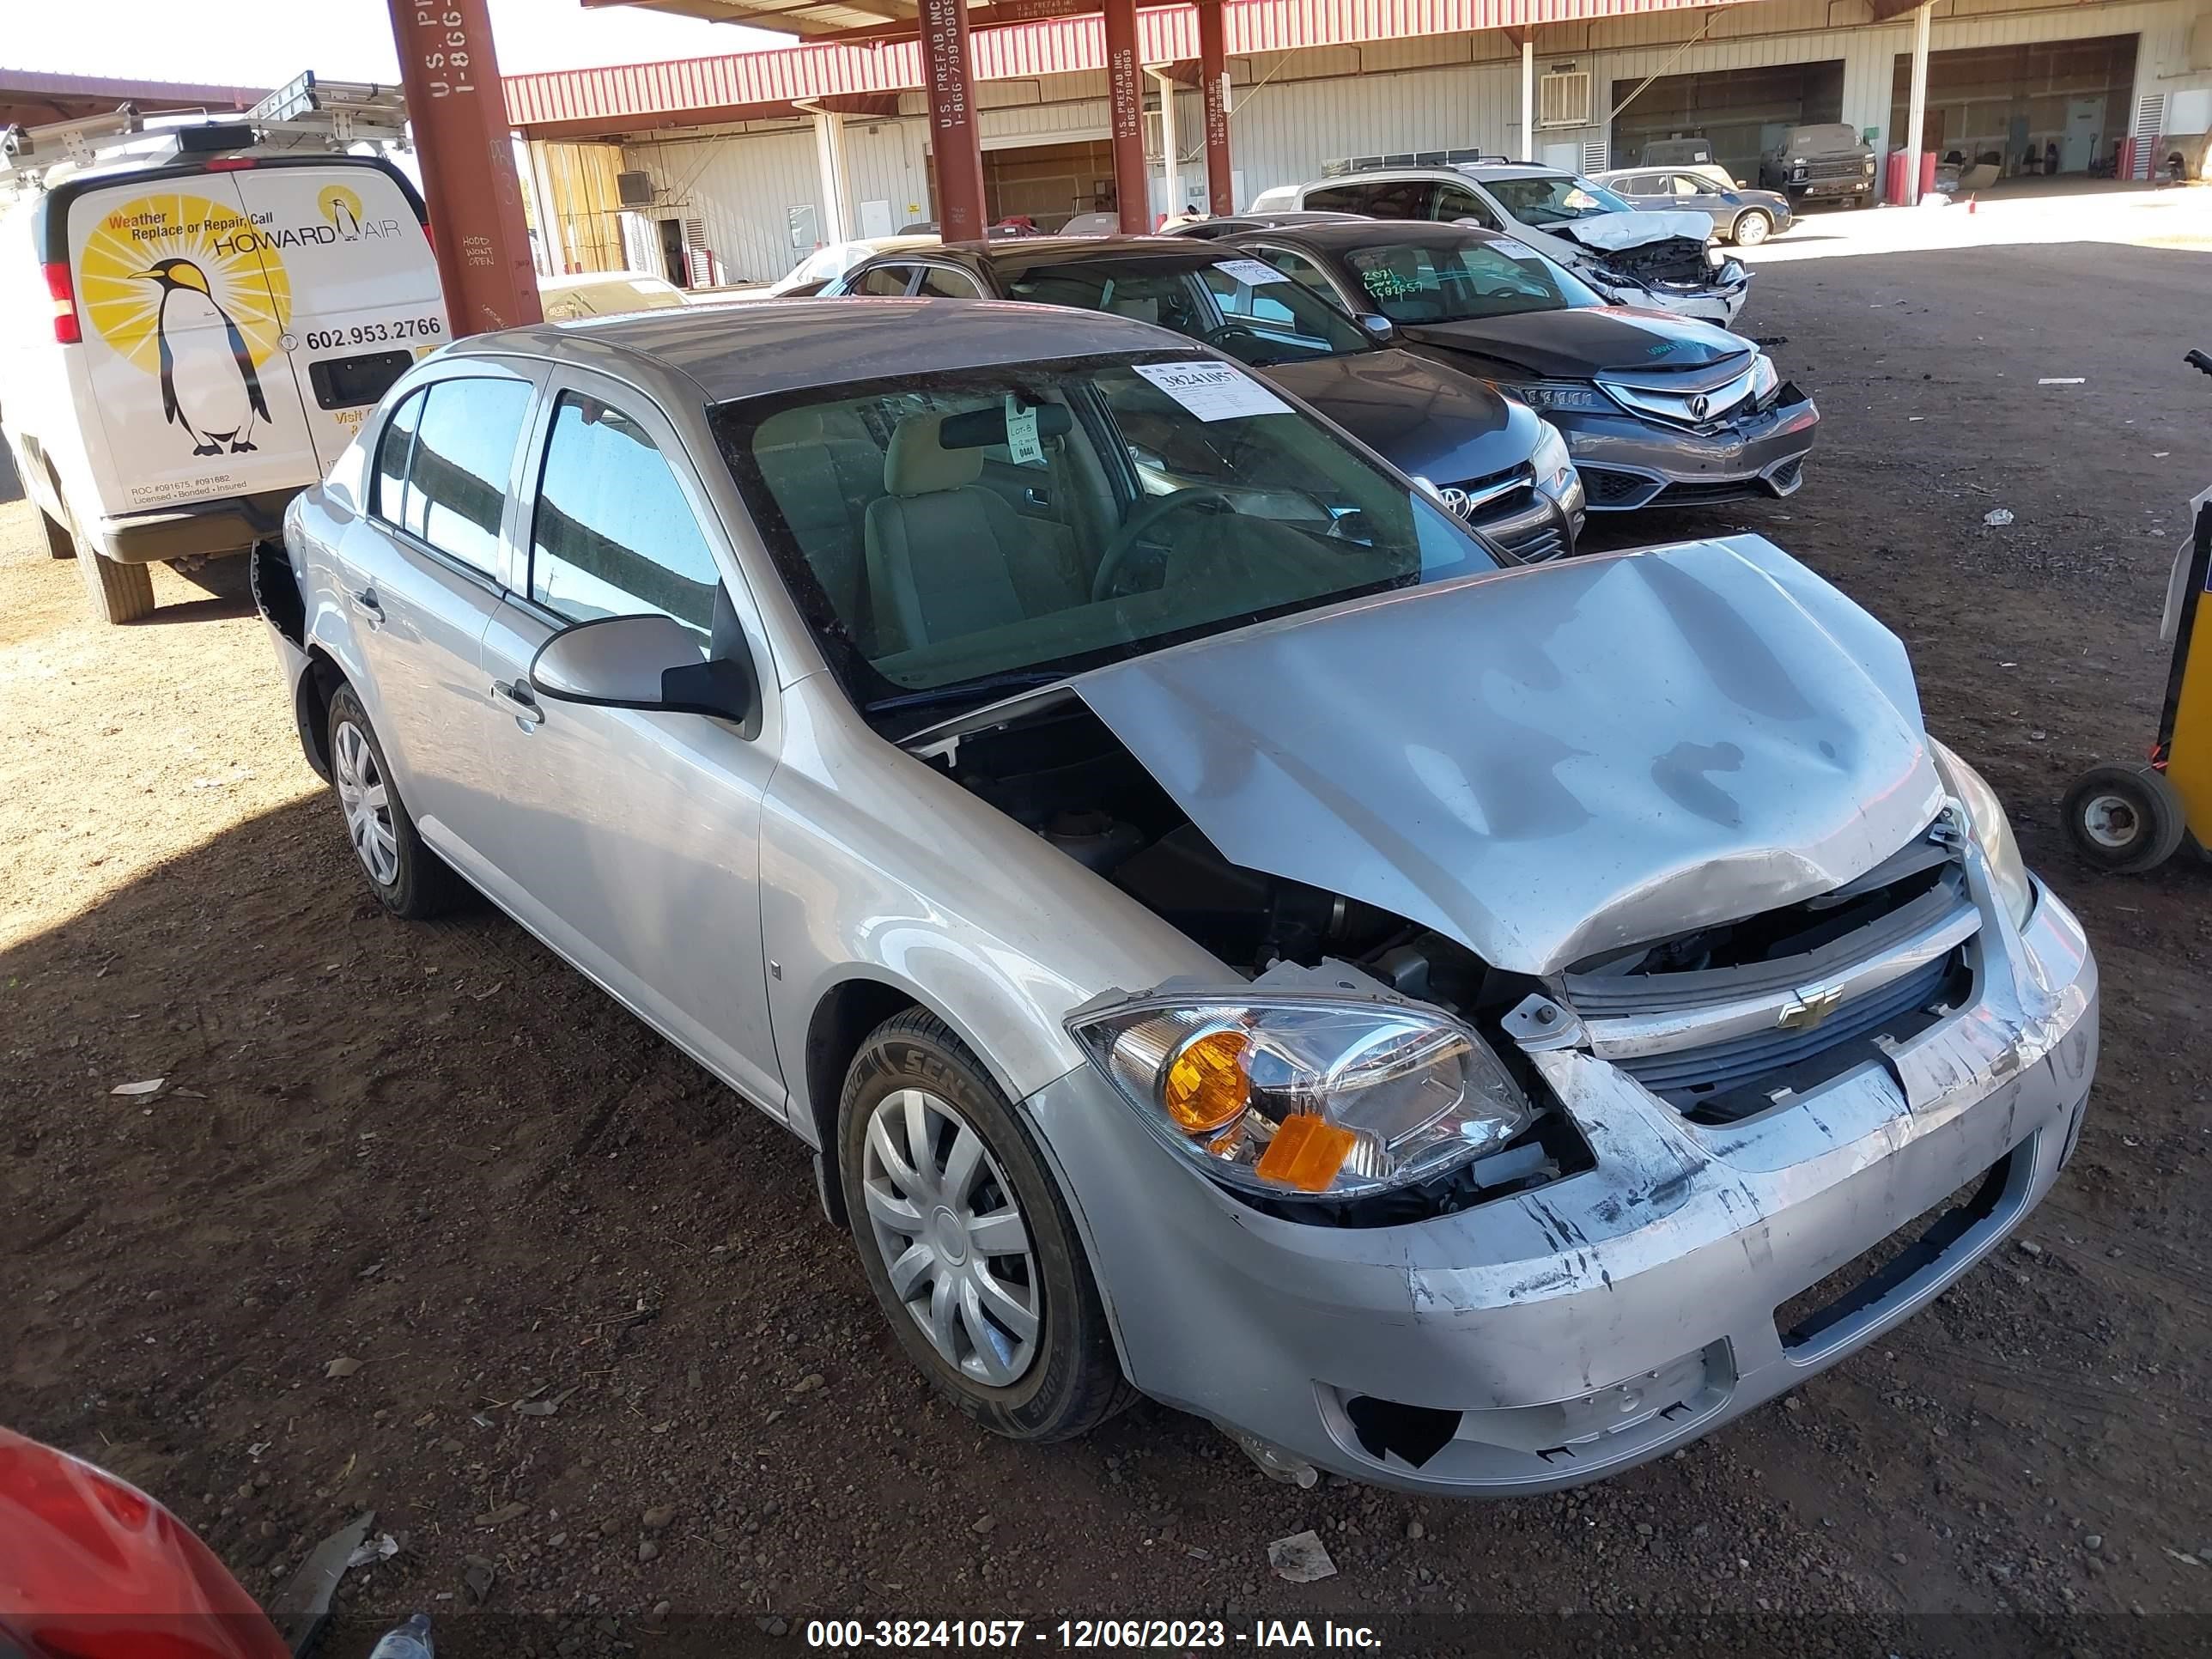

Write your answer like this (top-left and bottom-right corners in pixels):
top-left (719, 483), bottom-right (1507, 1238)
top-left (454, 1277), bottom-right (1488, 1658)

top-left (1303, 184), bottom-right (1376, 215)
top-left (917, 264), bottom-right (986, 298)
top-left (373, 388), bottom-right (425, 525)
top-left (528, 392), bottom-right (721, 632)
top-left (406, 378), bottom-right (534, 577)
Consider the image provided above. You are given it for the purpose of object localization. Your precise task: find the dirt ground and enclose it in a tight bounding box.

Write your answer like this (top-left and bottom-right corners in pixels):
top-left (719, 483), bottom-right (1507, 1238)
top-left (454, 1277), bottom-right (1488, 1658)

top-left (4, 227), bottom-right (2210, 1657)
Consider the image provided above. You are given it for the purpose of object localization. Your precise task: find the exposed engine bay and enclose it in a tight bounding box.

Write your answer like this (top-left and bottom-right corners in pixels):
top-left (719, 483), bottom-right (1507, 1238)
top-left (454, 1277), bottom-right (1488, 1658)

top-left (1579, 234), bottom-right (1722, 289)
top-left (921, 694), bottom-right (1595, 1222)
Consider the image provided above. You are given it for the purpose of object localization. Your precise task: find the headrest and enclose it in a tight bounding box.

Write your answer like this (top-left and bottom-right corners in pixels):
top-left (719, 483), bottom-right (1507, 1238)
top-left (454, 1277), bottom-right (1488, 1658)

top-left (884, 414), bottom-right (985, 495)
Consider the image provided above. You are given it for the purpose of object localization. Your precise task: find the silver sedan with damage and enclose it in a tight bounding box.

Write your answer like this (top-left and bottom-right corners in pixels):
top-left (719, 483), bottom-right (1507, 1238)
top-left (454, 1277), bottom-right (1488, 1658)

top-left (254, 299), bottom-right (2098, 1495)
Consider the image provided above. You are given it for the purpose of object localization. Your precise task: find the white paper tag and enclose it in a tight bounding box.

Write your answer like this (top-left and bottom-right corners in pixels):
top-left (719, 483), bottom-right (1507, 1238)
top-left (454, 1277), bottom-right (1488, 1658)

top-left (1488, 238), bottom-right (1540, 260)
top-left (1004, 395), bottom-right (1043, 465)
top-left (1132, 360), bottom-right (1293, 423)
top-left (1212, 258), bottom-right (1290, 288)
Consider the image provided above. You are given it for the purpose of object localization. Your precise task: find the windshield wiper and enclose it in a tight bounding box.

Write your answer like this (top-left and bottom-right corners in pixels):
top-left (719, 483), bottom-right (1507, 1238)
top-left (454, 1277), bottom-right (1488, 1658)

top-left (864, 669), bottom-right (1066, 715)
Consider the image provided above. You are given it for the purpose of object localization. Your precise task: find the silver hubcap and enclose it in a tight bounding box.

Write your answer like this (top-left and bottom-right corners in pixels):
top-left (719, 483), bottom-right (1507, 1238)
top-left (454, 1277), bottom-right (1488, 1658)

top-left (2081, 793), bottom-right (2140, 850)
top-left (1739, 214), bottom-right (1769, 245)
top-left (332, 720), bottom-right (400, 886)
top-left (860, 1088), bottom-right (1041, 1387)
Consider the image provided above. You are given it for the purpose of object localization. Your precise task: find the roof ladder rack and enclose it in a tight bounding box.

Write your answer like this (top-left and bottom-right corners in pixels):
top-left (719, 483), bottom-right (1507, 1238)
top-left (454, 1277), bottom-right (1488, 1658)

top-left (247, 73), bottom-right (410, 149)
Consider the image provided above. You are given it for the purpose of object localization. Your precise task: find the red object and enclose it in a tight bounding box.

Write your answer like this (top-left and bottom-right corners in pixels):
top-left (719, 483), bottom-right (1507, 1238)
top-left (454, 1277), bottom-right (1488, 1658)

top-left (0, 1429), bottom-right (291, 1659)
top-left (384, 0), bottom-right (542, 336)
top-left (1103, 0), bottom-right (1148, 234)
top-left (202, 158), bottom-right (258, 172)
top-left (42, 263), bottom-right (80, 345)
top-left (1884, 148), bottom-right (1938, 204)
top-left (921, 0), bottom-right (990, 242)
top-left (1197, 0), bottom-right (1235, 216)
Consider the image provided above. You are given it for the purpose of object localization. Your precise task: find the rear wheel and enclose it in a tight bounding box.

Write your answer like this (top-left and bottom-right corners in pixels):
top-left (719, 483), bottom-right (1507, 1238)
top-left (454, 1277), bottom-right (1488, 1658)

top-left (838, 1009), bottom-right (1133, 1443)
top-left (74, 526), bottom-right (155, 624)
top-left (2063, 762), bottom-right (2188, 873)
top-left (1732, 209), bottom-right (1773, 246)
top-left (326, 684), bottom-right (467, 918)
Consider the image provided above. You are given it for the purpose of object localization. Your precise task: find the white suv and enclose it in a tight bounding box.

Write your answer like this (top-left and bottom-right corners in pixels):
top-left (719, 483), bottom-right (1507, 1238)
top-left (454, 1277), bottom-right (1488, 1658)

top-left (1250, 160), bottom-right (1747, 325)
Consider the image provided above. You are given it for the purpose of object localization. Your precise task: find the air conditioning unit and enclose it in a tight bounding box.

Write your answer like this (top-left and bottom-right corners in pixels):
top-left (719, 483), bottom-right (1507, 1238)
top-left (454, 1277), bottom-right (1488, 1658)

top-left (616, 169), bottom-right (656, 208)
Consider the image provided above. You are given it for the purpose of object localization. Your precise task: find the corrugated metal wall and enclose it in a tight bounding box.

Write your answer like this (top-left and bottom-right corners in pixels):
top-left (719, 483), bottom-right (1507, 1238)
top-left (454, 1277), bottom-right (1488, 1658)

top-left (606, 0), bottom-right (2203, 283)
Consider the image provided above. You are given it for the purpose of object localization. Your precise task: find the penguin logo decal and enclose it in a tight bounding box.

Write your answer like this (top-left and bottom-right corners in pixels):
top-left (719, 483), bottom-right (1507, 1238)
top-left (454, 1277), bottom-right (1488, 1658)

top-left (133, 258), bottom-right (272, 454)
top-left (77, 191), bottom-right (290, 463)
top-left (319, 185), bottom-right (365, 240)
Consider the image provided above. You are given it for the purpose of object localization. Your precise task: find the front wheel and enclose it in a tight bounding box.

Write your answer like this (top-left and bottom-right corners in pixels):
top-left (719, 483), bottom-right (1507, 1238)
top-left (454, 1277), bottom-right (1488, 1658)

top-left (838, 1009), bottom-right (1132, 1442)
top-left (1732, 209), bottom-right (1772, 246)
top-left (2062, 761), bottom-right (2188, 873)
top-left (326, 684), bottom-right (467, 917)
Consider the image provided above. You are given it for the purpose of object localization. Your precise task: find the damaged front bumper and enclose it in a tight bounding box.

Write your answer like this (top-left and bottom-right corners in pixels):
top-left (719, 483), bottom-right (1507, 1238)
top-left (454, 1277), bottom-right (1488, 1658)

top-left (1555, 387), bottom-right (1820, 512)
top-left (1024, 878), bottom-right (2095, 1496)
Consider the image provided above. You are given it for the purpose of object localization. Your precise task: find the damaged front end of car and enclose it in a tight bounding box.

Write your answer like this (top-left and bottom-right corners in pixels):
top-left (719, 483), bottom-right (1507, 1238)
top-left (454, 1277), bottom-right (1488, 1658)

top-left (1553, 210), bottom-right (1752, 325)
top-left (902, 534), bottom-right (2097, 1493)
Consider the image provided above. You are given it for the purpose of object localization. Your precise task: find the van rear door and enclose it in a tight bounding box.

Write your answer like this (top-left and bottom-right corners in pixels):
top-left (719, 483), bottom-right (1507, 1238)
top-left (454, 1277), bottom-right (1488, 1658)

top-left (224, 161), bottom-right (447, 470)
top-left (70, 176), bottom-right (316, 513)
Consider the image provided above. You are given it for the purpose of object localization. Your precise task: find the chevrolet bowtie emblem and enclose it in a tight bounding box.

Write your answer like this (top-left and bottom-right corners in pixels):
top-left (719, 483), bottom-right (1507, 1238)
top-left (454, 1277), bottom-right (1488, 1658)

top-left (1777, 983), bottom-right (1845, 1031)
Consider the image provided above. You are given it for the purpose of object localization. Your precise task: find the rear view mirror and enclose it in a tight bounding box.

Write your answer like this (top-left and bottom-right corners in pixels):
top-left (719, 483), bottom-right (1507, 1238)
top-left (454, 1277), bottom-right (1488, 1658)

top-left (531, 612), bottom-right (755, 724)
top-left (1359, 313), bottom-right (1399, 343)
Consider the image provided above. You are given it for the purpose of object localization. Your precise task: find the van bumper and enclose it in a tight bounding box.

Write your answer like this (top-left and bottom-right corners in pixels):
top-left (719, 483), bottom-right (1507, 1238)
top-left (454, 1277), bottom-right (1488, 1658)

top-left (91, 489), bottom-right (301, 563)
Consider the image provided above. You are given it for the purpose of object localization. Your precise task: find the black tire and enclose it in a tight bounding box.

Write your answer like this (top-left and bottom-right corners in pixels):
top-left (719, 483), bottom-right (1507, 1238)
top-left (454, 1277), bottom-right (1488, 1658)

top-left (1732, 209), bottom-right (1772, 246)
top-left (325, 684), bottom-right (468, 918)
top-left (838, 1008), bottom-right (1133, 1442)
top-left (2062, 762), bottom-right (2188, 874)
top-left (74, 526), bottom-right (155, 623)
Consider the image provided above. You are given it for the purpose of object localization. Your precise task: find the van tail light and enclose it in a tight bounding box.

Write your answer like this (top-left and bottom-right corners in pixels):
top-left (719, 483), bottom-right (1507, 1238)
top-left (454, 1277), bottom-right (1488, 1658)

top-left (44, 263), bottom-right (81, 344)
top-left (204, 156), bottom-right (258, 171)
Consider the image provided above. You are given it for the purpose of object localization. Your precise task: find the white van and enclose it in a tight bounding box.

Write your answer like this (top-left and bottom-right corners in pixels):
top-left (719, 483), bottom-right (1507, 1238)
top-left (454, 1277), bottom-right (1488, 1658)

top-left (0, 117), bottom-right (445, 622)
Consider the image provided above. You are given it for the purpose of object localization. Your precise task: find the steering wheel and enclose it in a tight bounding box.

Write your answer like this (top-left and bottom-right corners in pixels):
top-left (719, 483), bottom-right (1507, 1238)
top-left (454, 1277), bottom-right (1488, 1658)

top-left (1091, 487), bottom-right (1237, 601)
top-left (1204, 322), bottom-right (1263, 356)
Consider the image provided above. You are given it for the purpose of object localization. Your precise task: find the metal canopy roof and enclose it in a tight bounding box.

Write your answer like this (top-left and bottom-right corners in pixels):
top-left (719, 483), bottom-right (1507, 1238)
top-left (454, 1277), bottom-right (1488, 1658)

top-left (582, 0), bottom-right (921, 40)
top-left (519, 0), bottom-right (1753, 133)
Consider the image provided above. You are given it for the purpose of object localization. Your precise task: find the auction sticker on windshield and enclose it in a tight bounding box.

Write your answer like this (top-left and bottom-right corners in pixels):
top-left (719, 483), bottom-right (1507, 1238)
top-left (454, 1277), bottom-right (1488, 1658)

top-left (1490, 238), bottom-right (1540, 260)
top-left (1212, 258), bottom-right (1291, 287)
top-left (1133, 360), bottom-right (1292, 422)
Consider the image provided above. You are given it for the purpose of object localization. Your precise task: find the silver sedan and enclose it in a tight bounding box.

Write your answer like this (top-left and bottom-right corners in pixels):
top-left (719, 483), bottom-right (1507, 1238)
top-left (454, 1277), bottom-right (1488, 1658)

top-left (256, 299), bottom-right (2097, 1495)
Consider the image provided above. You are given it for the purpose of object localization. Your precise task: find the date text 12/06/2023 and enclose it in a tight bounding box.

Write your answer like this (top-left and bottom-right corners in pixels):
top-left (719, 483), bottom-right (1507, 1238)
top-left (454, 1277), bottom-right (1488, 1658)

top-left (803, 1619), bottom-right (1385, 1650)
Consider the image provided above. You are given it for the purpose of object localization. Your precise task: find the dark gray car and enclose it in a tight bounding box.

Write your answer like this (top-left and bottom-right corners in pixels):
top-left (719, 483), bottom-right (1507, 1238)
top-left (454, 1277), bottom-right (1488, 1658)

top-left (1218, 220), bottom-right (1818, 513)
top-left (826, 237), bottom-right (1584, 561)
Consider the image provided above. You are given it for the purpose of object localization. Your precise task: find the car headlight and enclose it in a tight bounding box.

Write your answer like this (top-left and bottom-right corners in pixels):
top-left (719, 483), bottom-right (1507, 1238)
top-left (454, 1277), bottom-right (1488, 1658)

top-left (1863, 155), bottom-right (1877, 174)
top-left (1500, 380), bottom-right (1606, 413)
top-left (1530, 419), bottom-right (1575, 494)
top-left (1069, 997), bottom-right (1534, 1201)
top-left (1750, 352), bottom-right (1779, 401)
top-left (1929, 739), bottom-right (2034, 928)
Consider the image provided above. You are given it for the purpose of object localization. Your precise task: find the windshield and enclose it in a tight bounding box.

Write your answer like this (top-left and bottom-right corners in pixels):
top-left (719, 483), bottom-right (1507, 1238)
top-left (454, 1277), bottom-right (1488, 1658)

top-left (1342, 235), bottom-right (1603, 323)
top-left (1483, 174), bottom-right (1634, 225)
top-left (1000, 256), bottom-right (1370, 366)
top-left (714, 353), bottom-right (1498, 722)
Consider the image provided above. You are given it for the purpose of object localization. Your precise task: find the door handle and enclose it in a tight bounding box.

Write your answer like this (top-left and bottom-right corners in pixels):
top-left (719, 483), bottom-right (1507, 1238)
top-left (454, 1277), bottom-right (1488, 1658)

top-left (349, 586), bottom-right (385, 627)
top-left (492, 678), bottom-right (544, 728)
top-left (1024, 487), bottom-right (1051, 508)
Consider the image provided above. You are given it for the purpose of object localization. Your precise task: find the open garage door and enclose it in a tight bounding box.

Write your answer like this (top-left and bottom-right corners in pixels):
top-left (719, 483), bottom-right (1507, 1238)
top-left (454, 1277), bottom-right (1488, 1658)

top-left (1888, 34), bottom-right (2137, 179)
top-left (1610, 62), bottom-right (1844, 188)
top-left (983, 138), bottom-right (1117, 232)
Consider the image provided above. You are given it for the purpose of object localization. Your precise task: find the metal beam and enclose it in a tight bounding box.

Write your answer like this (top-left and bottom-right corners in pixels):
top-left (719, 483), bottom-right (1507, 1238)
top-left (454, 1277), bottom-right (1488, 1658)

top-left (793, 0), bottom-right (1089, 46)
top-left (1103, 0), bottom-right (1150, 232)
top-left (386, 0), bottom-right (541, 334)
top-left (1197, 0), bottom-right (1233, 216)
top-left (1902, 0), bottom-right (1932, 204)
top-left (920, 0), bottom-right (989, 240)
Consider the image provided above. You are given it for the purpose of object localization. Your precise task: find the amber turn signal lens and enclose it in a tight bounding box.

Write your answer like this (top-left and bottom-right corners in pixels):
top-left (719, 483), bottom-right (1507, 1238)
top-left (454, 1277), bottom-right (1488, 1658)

top-left (1254, 1112), bottom-right (1356, 1193)
top-left (1162, 1029), bottom-right (1251, 1133)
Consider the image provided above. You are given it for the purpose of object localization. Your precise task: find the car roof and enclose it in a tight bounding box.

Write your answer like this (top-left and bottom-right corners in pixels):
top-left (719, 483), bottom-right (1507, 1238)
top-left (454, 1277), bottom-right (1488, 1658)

top-left (952, 234), bottom-right (1238, 270)
top-left (1219, 219), bottom-right (1507, 252)
top-left (448, 297), bottom-right (1197, 404)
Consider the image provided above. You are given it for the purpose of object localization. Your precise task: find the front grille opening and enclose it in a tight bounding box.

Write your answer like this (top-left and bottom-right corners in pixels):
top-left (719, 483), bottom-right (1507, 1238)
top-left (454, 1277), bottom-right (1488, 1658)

top-left (1578, 466), bottom-right (1652, 507)
top-left (1672, 952), bottom-right (1970, 1124)
top-left (1776, 1144), bottom-right (2019, 1350)
top-left (1769, 456), bottom-right (1804, 492)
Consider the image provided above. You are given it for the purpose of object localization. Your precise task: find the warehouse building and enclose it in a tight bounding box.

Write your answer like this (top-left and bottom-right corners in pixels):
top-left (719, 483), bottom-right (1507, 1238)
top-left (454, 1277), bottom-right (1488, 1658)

top-left (506, 0), bottom-right (2212, 286)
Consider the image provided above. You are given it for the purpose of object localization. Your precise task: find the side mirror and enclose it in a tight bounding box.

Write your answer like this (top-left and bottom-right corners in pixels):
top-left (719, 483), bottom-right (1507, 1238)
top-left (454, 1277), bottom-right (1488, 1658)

top-left (1359, 313), bottom-right (1399, 343)
top-left (530, 612), bottom-right (755, 724)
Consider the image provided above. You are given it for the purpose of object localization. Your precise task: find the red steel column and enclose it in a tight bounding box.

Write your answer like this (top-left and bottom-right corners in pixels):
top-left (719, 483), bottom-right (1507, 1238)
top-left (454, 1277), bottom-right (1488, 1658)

top-left (921, 0), bottom-right (991, 241)
top-left (1196, 0), bottom-right (1234, 216)
top-left (386, 0), bottom-right (541, 334)
top-left (1103, 0), bottom-right (1150, 232)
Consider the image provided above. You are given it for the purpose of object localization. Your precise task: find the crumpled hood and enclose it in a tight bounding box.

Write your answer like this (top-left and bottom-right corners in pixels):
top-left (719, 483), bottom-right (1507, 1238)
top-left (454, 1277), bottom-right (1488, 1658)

top-left (1259, 347), bottom-right (1528, 483)
top-left (1558, 209), bottom-right (1712, 252)
top-left (1073, 536), bottom-right (1942, 975)
top-left (1402, 306), bottom-right (1750, 381)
